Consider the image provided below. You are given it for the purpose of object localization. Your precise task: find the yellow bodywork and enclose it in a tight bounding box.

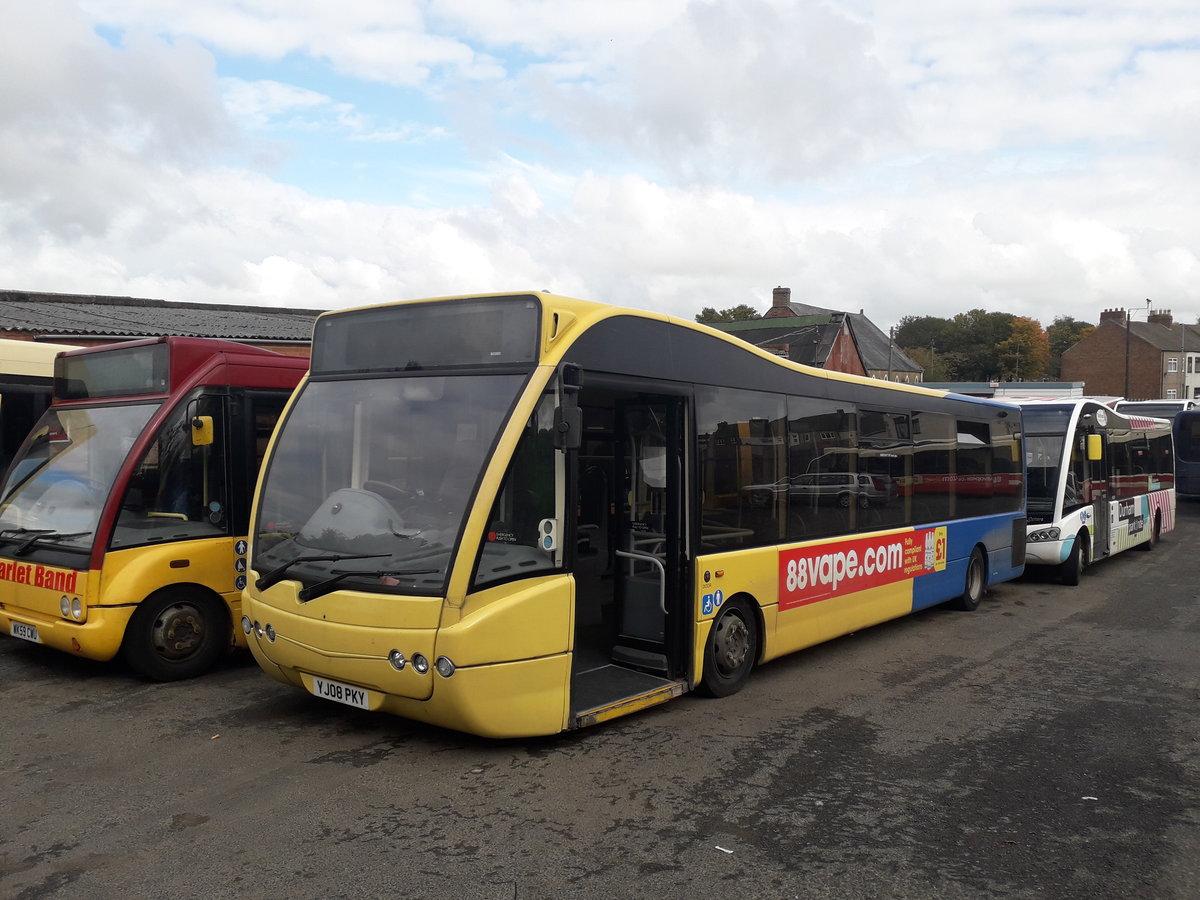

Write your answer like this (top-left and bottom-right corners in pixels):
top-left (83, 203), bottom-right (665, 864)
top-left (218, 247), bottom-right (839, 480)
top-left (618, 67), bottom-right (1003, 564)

top-left (0, 536), bottom-right (249, 662)
top-left (245, 573), bottom-right (575, 737)
top-left (242, 292), bottom-right (959, 736)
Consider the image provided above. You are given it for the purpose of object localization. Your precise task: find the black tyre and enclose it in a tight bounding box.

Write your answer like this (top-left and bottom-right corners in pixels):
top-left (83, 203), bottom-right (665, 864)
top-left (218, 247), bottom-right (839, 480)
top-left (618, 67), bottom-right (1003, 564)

top-left (1060, 533), bottom-right (1087, 585)
top-left (698, 599), bottom-right (759, 698)
top-left (950, 547), bottom-right (986, 611)
top-left (1137, 512), bottom-right (1161, 551)
top-left (122, 588), bottom-right (229, 681)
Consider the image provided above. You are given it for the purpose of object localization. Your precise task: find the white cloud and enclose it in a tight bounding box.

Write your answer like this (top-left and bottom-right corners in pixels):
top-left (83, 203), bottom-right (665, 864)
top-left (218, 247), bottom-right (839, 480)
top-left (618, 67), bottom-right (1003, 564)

top-left (2, 0), bottom-right (1198, 336)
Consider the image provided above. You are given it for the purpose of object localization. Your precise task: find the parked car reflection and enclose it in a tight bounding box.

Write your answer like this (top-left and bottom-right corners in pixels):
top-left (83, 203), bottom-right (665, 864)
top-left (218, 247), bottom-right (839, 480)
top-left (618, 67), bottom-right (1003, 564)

top-left (742, 472), bottom-right (895, 509)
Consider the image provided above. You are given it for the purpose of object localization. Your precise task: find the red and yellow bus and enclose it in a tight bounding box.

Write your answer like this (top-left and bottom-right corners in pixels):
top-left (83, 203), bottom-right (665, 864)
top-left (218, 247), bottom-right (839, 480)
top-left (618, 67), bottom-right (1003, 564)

top-left (243, 293), bottom-right (1026, 737)
top-left (0, 338), bottom-right (307, 679)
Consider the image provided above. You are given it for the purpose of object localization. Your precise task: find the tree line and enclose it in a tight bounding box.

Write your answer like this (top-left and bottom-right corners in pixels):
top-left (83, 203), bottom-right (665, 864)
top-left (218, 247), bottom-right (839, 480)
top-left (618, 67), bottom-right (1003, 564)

top-left (891, 310), bottom-right (1091, 382)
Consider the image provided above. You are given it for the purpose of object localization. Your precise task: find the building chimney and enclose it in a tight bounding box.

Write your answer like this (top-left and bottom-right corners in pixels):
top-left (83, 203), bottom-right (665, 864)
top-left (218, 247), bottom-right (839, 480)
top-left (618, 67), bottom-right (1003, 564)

top-left (1147, 309), bottom-right (1173, 328)
top-left (772, 286), bottom-right (792, 309)
top-left (1099, 308), bottom-right (1127, 324)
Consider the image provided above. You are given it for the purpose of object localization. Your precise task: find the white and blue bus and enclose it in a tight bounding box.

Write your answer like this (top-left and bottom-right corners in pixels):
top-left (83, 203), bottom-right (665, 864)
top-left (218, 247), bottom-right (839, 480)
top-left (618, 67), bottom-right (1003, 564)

top-left (1019, 399), bottom-right (1175, 584)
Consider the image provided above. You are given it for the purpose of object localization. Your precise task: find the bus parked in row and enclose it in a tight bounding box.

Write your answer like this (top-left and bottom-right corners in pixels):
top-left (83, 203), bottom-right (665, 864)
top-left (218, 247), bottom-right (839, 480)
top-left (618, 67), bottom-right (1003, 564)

top-left (1019, 399), bottom-right (1174, 584)
top-left (1113, 399), bottom-right (1196, 420)
top-left (1173, 410), bottom-right (1200, 499)
top-left (0, 338), bottom-right (307, 679)
top-left (0, 338), bottom-right (79, 477)
top-left (242, 292), bottom-right (1027, 738)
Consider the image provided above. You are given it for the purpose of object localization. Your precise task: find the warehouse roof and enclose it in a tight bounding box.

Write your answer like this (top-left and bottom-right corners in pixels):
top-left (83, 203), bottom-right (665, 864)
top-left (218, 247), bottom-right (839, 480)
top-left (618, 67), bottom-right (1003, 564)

top-left (0, 290), bottom-right (324, 342)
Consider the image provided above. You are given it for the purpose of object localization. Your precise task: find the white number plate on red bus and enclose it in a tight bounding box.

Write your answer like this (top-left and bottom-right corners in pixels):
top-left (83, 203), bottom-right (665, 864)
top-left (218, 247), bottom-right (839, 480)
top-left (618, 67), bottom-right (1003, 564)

top-left (310, 676), bottom-right (372, 710)
top-left (9, 621), bottom-right (41, 643)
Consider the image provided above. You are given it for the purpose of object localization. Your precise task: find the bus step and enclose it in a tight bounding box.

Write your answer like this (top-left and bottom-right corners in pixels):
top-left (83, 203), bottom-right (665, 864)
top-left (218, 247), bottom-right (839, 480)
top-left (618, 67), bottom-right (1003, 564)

top-left (573, 677), bottom-right (686, 729)
top-left (610, 645), bottom-right (668, 672)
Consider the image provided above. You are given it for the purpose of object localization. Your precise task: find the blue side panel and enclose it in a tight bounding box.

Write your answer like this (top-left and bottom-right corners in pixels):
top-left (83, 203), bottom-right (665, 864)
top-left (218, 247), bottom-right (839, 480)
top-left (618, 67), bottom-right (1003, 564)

top-left (1177, 461), bottom-right (1200, 498)
top-left (911, 514), bottom-right (1024, 611)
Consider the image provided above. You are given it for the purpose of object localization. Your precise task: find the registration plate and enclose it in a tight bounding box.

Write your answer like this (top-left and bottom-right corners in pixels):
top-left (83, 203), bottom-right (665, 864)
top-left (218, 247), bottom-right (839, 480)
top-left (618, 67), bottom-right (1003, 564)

top-left (9, 621), bottom-right (41, 643)
top-left (310, 676), bottom-right (372, 710)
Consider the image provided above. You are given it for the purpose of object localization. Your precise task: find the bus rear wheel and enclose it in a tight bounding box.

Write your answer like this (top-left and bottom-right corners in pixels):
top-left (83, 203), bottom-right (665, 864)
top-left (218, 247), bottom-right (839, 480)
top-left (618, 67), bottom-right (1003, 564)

top-left (950, 547), bottom-right (986, 611)
top-left (1137, 512), bottom-right (1161, 551)
top-left (122, 588), bottom-right (228, 681)
top-left (698, 599), bottom-right (758, 698)
top-left (1060, 533), bottom-right (1087, 585)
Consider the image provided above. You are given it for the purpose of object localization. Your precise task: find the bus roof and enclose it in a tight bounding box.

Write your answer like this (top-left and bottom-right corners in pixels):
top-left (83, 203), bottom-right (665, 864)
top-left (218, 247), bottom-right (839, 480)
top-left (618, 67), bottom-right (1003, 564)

top-left (313, 291), bottom-right (1021, 413)
top-left (0, 338), bottom-right (80, 379)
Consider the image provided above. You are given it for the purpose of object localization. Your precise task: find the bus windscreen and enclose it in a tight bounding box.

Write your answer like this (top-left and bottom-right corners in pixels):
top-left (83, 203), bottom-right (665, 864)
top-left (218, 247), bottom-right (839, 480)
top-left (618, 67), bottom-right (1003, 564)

top-left (1020, 405), bottom-right (1075, 435)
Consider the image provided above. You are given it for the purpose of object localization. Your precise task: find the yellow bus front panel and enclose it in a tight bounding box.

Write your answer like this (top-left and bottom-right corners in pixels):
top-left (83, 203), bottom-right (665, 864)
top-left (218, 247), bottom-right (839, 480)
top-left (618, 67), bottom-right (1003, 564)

top-left (244, 574), bottom-right (575, 736)
top-left (0, 564), bottom-right (133, 661)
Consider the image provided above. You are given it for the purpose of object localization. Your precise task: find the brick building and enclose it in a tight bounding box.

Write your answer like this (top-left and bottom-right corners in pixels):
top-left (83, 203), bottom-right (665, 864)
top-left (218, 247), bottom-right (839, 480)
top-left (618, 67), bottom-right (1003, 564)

top-left (708, 287), bottom-right (923, 382)
top-left (1061, 308), bottom-right (1200, 400)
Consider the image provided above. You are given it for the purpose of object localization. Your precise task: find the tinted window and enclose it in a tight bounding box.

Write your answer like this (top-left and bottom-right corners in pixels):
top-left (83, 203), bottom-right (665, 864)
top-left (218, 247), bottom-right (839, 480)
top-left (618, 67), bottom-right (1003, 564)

top-left (56, 344), bottom-right (169, 400)
top-left (696, 386), bottom-right (786, 550)
top-left (313, 297), bottom-right (540, 374)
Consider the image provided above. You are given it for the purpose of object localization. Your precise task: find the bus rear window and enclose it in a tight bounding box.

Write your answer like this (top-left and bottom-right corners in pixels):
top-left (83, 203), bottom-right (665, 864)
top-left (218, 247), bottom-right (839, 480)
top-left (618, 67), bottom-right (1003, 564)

top-left (55, 343), bottom-right (170, 400)
top-left (312, 296), bottom-right (540, 374)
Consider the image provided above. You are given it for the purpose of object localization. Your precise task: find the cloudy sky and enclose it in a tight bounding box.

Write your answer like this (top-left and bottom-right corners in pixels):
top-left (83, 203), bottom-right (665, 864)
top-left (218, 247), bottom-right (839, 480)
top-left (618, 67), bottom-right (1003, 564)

top-left (2, 0), bottom-right (1198, 332)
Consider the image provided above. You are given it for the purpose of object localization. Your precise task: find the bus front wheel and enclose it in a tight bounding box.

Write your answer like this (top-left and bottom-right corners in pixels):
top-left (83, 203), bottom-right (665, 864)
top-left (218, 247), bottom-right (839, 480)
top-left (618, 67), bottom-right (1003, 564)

top-left (698, 598), bottom-right (758, 698)
top-left (950, 547), bottom-right (986, 611)
top-left (122, 588), bottom-right (229, 681)
top-left (1060, 533), bottom-right (1087, 585)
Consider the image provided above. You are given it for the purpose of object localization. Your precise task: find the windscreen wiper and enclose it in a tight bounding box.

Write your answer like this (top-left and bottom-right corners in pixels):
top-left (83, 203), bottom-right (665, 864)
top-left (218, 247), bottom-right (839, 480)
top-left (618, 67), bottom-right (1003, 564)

top-left (9, 530), bottom-right (92, 556)
top-left (1, 527), bottom-right (54, 539)
top-left (298, 568), bottom-right (438, 603)
top-left (255, 552), bottom-right (389, 592)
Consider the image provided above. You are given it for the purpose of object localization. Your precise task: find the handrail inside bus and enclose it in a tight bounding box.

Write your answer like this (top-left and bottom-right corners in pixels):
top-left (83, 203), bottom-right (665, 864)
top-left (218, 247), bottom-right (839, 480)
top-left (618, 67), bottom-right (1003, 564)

top-left (615, 549), bottom-right (667, 614)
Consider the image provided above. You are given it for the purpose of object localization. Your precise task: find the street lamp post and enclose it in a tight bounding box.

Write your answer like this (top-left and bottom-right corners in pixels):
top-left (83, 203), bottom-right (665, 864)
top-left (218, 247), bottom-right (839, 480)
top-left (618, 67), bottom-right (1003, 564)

top-left (1123, 299), bottom-right (1151, 399)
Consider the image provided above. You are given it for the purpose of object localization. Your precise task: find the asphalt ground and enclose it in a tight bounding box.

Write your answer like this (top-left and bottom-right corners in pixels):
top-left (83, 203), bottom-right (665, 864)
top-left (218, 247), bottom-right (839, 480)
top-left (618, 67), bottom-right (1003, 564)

top-left (1, 504), bottom-right (1197, 899)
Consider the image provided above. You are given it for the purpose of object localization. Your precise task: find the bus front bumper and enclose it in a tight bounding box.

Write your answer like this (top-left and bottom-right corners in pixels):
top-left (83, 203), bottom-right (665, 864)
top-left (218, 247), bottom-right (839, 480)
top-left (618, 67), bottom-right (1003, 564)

top-left (1024, 536), bottom-right (1071, 567)
top-left (0, 604), bottom-right (136, 662)
top-left (248, 637), bottom-right (571, 738)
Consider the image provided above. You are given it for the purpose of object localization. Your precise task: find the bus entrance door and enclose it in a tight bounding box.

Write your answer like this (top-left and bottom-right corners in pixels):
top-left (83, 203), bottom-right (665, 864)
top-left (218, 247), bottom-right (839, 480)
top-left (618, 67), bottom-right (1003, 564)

top-left (569, 393), bottom-right (687, 727)
top-left (1090, 430), bottom-right (1112, 560)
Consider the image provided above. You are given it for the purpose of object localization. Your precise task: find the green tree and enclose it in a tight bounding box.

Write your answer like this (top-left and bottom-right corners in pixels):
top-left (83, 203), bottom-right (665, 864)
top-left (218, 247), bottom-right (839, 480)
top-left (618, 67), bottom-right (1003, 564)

top-left (940, 309), bottom-right (1016, 380)
top-left (695, 304), bottom-right (760, 323)
top-left (893, 315), bottom-right (950, 353)
top-left (904, 346), bottom-right (953, 381)
top-left (996, 317), bottom-right (1051, 380)
top-left (1045, 316), bottom-right (1094, 378)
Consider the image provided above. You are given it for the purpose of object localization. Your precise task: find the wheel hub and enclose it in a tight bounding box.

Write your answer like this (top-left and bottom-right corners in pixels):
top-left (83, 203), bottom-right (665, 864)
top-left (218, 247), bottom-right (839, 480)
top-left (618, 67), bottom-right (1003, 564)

top-left (714, 614), bottom-right (749, 675)
top-left (153, 603), bottom-right (205, 660)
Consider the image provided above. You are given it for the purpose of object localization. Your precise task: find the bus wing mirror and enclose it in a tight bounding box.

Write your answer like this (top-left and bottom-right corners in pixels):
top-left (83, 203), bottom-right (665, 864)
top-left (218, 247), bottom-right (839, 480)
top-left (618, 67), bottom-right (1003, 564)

top-left (1087, 433), bottom-right (1102, 461)
top-left (191, 415), bottom-right (214, 446)
top-left (554, 406), bottom-right (582, 450)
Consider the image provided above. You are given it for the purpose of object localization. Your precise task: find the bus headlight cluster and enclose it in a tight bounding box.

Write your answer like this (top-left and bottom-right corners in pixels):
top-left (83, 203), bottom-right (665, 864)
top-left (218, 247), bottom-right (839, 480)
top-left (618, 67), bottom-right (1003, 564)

top-left (240, 616), bottom-right (276, 642)
top-left (1028, 527), bottom-right (1061, 543)
top-left (59, 595), bottom-right (84, 621)
top-left (386, 650), bottom-right (455, 677)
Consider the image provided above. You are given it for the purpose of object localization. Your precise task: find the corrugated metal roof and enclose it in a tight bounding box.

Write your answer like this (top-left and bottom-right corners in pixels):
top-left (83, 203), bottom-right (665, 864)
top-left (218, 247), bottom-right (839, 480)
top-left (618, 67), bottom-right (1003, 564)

top-left (0, 290), bottom-right (324, 341)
